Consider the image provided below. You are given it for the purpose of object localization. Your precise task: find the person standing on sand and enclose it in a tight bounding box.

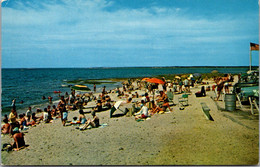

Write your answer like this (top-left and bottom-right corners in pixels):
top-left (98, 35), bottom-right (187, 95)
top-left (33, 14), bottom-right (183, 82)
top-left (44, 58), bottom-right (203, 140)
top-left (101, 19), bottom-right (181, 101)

top-left (58, 96), bottom-right (67, 126)
top-left (216, 78), bottom-right (224, 101)
top-left (8, 109), bottom-right (17, 135)
top-left (178, 80), bottom-right (183, 93)
top-left (26, 106), bottom-right (32, 122)
top-left (183, 78), bottom-right (189, 92)
top-left (102, 86), bottom-right (106, 94)
top-left (93, 84), bottom-right (96, 92)
top-left (11, 99), bottom-right (16, 110)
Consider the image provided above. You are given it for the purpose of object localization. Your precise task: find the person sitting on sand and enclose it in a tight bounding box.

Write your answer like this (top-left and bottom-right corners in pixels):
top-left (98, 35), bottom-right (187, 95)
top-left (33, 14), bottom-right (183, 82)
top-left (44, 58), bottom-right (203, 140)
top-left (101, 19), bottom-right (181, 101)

top-left (195, 86), bottom-right (206, 97)
top-left (43, 108), bottom-right (50, 123)
top-left (18, 114), bottom-right (27, 130)
top-left (70, 117), bottom-right (79, 125)
top-left (156, 90), bottom-right (172, 112)
top-left (47, 105), bottom-right (53, 121)
top-left (94, 100), bottom-right (102, 112)
top-left (141, 93), bottom-right (150, 103)
top-left (78, 109), bottom-right (87, 124)
top-left (149, 100), bottom-right (163, 115)
top-left (27, 113), bottom-right (39, 126)
top-left (52, 105), bottom-right (58, 118)
top-left (134, 101), bottom-right (149, 119)
top-left (81, 110), bottom-right (100, 130)
top-left (103, 95), bottom-right (112, 109)
top-left (1, 116), bottom-right (10, 134)
top-left (11, 132), bottom-right (26, 151)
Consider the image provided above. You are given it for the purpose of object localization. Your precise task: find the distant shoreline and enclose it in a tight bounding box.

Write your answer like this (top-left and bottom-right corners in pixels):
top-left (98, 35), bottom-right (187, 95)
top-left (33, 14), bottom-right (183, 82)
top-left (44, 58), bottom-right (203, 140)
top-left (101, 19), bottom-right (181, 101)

top-left (1, 66), bottom-right (258, 70)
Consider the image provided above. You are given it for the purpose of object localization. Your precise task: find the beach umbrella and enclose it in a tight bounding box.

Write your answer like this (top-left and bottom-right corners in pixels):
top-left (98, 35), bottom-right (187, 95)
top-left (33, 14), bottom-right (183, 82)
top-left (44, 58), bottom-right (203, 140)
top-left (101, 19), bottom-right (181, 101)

top-left (175, 76), bottom-right (181, 79)
top-left (71, 85), bottom-right (91, 91)
top-left (110, 100), bottom-right (124, 118)
top-left (114, 100), bottom-right (123, 109)
top-left (146, 78), bottom-right (165, 84)
top-left (141, 78), bottom-right (150, 82)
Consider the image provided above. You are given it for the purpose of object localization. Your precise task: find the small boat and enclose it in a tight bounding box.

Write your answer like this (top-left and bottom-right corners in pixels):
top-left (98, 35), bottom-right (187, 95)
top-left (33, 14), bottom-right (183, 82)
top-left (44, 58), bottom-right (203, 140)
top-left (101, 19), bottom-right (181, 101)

top-left (53, 91), bottom-right (61, 93)
top-left (71, 85), bottom-right (91, 91)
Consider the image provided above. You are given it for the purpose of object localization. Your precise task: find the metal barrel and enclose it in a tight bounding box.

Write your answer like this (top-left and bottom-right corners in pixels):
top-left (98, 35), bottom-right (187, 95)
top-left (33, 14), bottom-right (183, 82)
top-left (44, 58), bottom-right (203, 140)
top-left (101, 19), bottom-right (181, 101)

top-left (225, 94), bottom-right (236, 111)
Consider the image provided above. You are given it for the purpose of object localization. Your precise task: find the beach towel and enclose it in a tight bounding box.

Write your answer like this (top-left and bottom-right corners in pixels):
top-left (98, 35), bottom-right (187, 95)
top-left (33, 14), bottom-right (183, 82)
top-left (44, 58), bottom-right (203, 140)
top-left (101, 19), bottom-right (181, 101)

top-left (98, 123), bottom-right (108, 128)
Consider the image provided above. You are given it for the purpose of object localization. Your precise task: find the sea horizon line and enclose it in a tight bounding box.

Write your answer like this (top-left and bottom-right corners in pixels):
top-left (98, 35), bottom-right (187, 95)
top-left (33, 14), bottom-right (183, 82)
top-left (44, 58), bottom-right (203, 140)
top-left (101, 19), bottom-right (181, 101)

top-left (1, 65), bottom-right (258, 70)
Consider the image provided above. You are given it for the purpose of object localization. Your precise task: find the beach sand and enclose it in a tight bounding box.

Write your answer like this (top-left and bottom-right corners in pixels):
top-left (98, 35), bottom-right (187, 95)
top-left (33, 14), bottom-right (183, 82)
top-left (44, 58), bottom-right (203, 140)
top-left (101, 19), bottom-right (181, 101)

top-left (1, 77), bottom-right (259, 165)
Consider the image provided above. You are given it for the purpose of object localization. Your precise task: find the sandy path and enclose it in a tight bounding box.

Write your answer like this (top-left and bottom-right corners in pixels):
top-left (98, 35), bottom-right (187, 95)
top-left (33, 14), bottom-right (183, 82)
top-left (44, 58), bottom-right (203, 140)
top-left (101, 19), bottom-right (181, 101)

top-left (1, 79), bottom-right (259, 165)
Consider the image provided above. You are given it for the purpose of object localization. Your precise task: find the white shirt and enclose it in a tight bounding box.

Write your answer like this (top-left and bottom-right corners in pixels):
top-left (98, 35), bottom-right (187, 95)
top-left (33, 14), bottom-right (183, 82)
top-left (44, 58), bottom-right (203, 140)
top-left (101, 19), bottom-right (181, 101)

top-left (26, 110), bottom-right (32, 117)
top-left (136, 106), bottom-right (148, 116)
top-left (43, 112), bottom-right (48, 121)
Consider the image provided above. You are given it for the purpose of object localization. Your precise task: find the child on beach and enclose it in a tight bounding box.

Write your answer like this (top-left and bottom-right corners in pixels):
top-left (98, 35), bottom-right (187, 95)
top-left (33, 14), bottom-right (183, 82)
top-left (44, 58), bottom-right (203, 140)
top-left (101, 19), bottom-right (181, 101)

top-left (70, 117), bottom-right (79, 125)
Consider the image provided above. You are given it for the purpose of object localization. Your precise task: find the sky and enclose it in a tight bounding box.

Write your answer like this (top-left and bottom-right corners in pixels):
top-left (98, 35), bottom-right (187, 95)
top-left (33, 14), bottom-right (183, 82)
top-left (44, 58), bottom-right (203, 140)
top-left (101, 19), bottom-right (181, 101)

top-left (1, 0), bottom-right (259, 68)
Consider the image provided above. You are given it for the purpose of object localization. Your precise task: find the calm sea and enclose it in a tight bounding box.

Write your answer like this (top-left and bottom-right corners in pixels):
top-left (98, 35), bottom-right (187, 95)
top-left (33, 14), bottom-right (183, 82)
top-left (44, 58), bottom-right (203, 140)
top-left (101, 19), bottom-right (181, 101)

top-left (1, 67), bottom-right (251, 116)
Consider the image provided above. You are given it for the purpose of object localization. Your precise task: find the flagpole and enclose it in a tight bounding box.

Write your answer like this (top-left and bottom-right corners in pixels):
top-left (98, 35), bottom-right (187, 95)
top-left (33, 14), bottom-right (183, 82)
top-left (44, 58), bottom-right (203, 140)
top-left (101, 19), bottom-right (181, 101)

top-left (249, 50), bottom-right (252, 71)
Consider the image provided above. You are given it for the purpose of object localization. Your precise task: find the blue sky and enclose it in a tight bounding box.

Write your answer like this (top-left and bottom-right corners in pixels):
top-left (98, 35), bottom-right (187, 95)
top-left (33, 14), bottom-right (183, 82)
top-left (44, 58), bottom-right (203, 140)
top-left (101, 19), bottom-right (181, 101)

top-left (1, 0), bottom-right (259, 68)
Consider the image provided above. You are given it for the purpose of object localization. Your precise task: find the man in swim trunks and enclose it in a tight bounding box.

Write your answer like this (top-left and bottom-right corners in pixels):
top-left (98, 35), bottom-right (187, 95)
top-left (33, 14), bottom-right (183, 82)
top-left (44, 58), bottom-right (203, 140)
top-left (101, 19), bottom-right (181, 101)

top-left (58, 96), bottom-right (68, 126)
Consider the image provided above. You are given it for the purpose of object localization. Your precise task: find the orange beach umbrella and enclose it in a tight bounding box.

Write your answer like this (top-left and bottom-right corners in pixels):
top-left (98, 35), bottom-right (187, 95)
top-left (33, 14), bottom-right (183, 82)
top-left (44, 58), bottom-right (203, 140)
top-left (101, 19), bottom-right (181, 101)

top-left (141, 78), bottom-right (150, 81)
top-left (146, 78), bottom-right (165, 84)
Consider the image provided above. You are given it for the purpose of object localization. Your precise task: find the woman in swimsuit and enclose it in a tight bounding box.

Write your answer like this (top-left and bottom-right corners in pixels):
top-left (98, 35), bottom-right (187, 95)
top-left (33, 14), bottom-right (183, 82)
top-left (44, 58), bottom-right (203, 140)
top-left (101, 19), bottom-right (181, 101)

top-left (81, 110), bottom-right (100, 130)
top-left (78, 109), bottom-right (87, 124)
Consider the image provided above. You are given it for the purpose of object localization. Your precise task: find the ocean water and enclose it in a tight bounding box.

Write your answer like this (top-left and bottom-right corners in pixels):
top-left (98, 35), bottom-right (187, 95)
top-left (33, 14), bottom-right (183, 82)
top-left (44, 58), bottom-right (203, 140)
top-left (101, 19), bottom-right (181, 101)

top-left (1, 67), bottom-right (250, 116)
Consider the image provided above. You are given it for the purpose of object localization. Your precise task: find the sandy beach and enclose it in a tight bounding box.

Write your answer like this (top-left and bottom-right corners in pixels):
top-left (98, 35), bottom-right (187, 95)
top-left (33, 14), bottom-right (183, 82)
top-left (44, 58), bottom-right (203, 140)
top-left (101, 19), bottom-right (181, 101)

top-left (1, 76), bottom-right (259, 165)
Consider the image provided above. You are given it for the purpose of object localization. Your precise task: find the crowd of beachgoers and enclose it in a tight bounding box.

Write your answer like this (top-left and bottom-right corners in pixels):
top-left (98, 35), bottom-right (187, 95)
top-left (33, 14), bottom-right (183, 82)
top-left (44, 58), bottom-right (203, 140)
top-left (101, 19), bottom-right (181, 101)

top-left (1, 73), bottom-right (235, 152)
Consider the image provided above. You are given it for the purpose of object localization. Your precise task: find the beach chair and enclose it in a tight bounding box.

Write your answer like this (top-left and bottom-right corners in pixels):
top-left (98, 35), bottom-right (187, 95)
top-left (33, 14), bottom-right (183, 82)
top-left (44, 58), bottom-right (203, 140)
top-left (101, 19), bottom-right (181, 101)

top-left (166, 91), bottom-right (175, 106)
top-left (178, 94), bottom-right (188, 108)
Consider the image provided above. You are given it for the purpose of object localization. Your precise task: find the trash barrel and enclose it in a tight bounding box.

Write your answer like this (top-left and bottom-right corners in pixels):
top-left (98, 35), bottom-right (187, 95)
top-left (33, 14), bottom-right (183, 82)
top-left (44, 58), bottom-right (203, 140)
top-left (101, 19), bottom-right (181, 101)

top-left (225, 94), bottom-right (236, 111)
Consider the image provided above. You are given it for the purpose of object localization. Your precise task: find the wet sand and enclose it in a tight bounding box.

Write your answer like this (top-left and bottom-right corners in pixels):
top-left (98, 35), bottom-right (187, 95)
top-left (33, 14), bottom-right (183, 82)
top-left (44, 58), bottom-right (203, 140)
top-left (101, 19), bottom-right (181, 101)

top-left (1, 77), bottom-right (259, 165)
